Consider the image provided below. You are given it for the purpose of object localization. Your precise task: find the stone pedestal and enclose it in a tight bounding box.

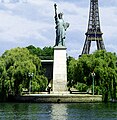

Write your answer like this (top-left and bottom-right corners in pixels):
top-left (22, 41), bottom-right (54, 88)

top-left (52, 46), bottom-right (68, 93)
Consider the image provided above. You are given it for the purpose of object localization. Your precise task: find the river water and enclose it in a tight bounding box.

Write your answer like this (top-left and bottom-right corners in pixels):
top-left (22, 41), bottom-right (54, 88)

top-left (0, 103), bottom-right (117, 120)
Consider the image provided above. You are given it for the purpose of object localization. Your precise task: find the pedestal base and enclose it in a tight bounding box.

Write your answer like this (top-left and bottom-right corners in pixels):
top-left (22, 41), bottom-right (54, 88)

top-left (50, 91), bottom-right (70, 95)
top-left (53, 46), bottom-right (68, 92)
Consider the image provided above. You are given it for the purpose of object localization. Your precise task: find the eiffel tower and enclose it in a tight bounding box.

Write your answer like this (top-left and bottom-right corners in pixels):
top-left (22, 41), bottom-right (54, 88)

top-left (81, 0), bottom-right (105, 55)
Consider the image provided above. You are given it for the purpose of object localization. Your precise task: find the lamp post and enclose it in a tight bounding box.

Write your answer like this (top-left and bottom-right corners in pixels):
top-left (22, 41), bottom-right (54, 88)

top-left (28, 72), bottom-right (34, 94)
top-left (91, 72), bottom-right (95, 95)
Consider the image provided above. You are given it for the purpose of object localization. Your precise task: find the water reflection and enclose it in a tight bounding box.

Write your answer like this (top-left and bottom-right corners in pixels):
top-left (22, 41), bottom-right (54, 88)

top-left (0, 103), bottom-right (117, 120)
top-left (66, 103), bottom-right (117, 120)
top-left (51, 104), bottom-right (68, 120)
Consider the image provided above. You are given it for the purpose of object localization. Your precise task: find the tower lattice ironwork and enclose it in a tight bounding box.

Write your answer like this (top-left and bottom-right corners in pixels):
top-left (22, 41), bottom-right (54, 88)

top-left (81, 0), bottom-right (105, 55)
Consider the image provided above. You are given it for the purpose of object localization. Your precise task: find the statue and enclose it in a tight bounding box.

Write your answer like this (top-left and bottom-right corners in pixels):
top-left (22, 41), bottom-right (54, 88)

top-left (54, 3), bottom-right (69, 46)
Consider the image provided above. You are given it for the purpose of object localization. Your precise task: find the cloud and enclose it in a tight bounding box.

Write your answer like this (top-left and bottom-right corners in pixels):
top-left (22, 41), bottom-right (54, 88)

top-left (0, 11), bottom-right (52, 41)
top-left (100, 0), bottom-right (117, 7)
top-left (0, 0), bottom-right (117, 58)
top-left (0, 1), bottom-right (54, 45)
top-left (100, 6), bottom-right (117, 53)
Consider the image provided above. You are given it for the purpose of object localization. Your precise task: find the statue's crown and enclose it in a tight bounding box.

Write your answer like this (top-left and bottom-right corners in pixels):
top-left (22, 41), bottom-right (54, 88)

top-left (58, 12), bottom-right (63, 15)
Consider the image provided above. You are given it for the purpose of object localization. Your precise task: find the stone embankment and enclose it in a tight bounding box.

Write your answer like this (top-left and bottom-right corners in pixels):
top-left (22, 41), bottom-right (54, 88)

top-left (15, 93), bottom-right (102, 103)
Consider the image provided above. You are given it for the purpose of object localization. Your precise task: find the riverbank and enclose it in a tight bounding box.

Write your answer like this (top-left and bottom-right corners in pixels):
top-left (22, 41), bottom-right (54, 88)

top-left (13, 93), bottom-right (102, 103)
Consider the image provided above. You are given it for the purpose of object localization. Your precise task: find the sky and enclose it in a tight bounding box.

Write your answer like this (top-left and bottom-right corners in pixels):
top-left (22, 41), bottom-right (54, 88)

top-left (0, 0), bottom-right (117, 58)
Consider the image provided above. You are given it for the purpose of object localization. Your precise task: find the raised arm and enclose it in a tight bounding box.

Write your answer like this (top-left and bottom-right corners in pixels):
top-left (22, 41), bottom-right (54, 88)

top-left (54, 3), bottom-right (58, 25)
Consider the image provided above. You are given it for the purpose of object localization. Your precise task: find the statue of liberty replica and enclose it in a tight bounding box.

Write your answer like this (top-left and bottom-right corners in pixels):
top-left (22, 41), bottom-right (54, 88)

top-left (52, 3), bottom-right (70, 93)
top-left (54, 3), bottom-right (69, 46)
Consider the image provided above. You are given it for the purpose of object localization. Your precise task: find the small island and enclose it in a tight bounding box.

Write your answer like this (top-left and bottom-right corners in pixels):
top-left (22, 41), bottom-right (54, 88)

top-left (0, 3), bottom-right (116, 103)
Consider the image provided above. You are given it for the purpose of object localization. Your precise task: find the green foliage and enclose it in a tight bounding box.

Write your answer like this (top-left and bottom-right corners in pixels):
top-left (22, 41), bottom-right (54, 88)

top-left (27, 45), bottom-right (54, 60)
top-left (67, 56), bottom-right (77, 87)
top-left (68, 50), bottom-right (117, 101)
top-left (0, 47), bottom-right (48, 100)
top-left (75, 83), bottom-right (88, 92)
top-left (32, 75), bottom-right (47, 92)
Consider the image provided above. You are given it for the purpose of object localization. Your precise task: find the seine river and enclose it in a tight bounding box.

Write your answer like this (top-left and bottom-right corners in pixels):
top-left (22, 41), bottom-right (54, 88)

top-left (0, 103), bottom-right (117, 120)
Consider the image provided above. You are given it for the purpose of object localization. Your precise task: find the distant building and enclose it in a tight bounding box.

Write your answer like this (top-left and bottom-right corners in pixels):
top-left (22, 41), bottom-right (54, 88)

top-left (41, 60), bottom-right (53, 83)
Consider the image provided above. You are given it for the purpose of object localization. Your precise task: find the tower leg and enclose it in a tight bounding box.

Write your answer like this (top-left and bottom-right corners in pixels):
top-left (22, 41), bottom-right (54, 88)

top-left (99, 40), bottom-right (105, 50)
top-left (87, 40), bottom-right (91, 54)
top-left (96, 40), bottom-right (105, 50)
top-left (96, 40), bottom-right (101, 50)
top-left (82, 40), bottom-right (91, 54)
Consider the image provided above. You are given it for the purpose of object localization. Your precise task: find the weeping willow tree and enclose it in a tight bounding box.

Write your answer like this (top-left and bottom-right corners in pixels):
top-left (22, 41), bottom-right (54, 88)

top-left (68, 50), bottom-right (117, 101)
top-left (0, 47), bottom-right (48, 101)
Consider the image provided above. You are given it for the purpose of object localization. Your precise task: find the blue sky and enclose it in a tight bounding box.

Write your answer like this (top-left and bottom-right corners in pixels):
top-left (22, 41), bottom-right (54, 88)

top-left (0, 0), bottom-right (117, 58)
